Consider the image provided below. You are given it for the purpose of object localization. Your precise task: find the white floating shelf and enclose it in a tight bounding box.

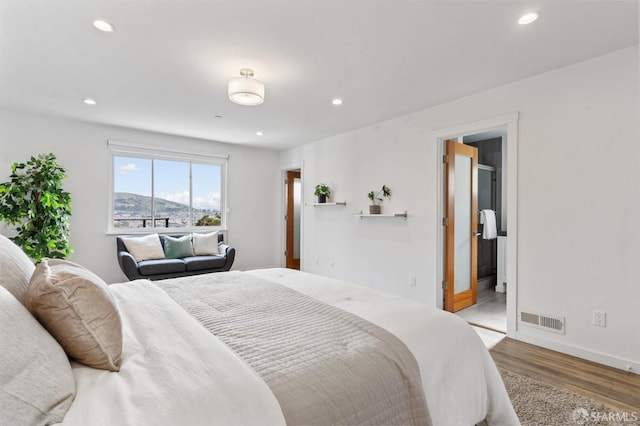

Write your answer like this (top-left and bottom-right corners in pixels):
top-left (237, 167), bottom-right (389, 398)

top-left (305, 202), bottom-right (347, 206)
top-left (353, 210), bottom-right (408, 219)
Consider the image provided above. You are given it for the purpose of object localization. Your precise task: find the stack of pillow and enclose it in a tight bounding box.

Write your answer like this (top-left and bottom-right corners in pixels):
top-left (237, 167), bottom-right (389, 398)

top-left (121, 231), bottom-right (220, 263)
top-left (0, 235), bottom-right (122, 425)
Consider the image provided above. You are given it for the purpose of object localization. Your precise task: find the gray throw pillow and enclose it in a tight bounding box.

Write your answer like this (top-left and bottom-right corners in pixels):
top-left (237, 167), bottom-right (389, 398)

top-left (161, 234), bottom-right (194, 259)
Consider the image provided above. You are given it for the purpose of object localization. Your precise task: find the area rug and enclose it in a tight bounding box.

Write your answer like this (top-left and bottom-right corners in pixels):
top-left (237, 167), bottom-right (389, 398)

top-left (499, 368), bottom-right (636, 426)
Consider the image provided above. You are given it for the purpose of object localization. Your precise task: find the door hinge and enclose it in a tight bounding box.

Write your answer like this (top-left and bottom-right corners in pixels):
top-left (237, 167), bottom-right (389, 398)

top-left (442, 217), bottom-right (448, 226)
top-left (284, 214), bottom-right (287, 221)
top-left (442, 280), bottom-right (447, 290)
top-left (443, 154), bottom-right (448, 163)
top-left (284, 250), bottom-right (287, 256)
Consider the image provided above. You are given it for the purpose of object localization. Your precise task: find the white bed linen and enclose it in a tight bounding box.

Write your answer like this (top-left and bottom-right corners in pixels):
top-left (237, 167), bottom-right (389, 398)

top-left (246, 268), bottom-right (518, 426)
top-left (57, 281), bottom-right (286, 426)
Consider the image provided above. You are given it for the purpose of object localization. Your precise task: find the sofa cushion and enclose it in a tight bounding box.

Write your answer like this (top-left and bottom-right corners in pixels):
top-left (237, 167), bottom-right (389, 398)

top-left (160, 234), bottom-right (194, 259)
top-left (138, 258), bottom-right (186, 276)
top-left (183, 255), bottom-right (226, 272)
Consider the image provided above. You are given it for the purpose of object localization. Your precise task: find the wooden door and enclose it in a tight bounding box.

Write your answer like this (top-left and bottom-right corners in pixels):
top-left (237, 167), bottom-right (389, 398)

top-left (444, 140), bottom-right (478, 312)
top-left (286, 170), bottom-right (301, 270)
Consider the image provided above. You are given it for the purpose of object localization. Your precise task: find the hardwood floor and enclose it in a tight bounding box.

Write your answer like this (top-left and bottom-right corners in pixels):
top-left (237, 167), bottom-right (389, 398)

top-left (490, 338), bottom-right (640, 413)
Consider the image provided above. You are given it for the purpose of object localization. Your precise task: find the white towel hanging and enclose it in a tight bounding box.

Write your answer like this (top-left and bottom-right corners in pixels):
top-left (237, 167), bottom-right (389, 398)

top-left (479, 210), bottom-right (497, 240)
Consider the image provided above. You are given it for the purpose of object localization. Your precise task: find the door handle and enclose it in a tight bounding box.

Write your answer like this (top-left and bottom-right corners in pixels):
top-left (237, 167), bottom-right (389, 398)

top-left (474, 232), bottom-right (481, 237)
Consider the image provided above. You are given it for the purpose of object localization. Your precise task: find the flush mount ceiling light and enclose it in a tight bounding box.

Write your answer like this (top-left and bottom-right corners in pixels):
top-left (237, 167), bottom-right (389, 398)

top-left (83, 98), bottom-right (97, 105)
top-left (93, 20), bottom-right (115, 32)
top-left (228, 68), bottom-right (264, 106)
top-left (518, 12), bottom-right (539, 25)
top-left (332, 98), bottom-right (343, 106)
top-left (256, 131), bottom-right (264, 136)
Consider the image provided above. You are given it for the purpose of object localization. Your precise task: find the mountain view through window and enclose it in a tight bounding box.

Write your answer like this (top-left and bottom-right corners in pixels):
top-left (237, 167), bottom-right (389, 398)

top-left (113, 156), bottom-right (223, 229)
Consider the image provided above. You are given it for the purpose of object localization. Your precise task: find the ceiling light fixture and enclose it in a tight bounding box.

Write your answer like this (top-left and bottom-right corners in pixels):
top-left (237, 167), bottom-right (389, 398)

top-left (332, 98), bottom-right (343, 106)
top-left (256, 131), bottom-right (264, 136)
top-left (228, 68), bottom-right (264, 106)
top-left (93, 20), bottom-right (115, 32)
top-left (83, 98), bottom-right (97, 105)
top-left (518, 12), bottom-right (539, 25)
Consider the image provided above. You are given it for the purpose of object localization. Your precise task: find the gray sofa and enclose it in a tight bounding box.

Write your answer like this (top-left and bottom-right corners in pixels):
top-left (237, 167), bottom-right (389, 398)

top-left (116, 233), bottom-right (235, 281)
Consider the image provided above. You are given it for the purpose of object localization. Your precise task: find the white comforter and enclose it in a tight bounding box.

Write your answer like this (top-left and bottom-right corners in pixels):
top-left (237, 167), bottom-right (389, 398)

top-left (248, 268), bottom-right (518, 426)
top-left (59, 268), bottom-right (518, 426)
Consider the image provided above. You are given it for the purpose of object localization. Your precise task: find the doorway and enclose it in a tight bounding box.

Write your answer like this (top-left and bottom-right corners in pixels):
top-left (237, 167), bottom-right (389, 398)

top-left (285, 169), bottom-right (301, 270)
top-left (455, 131), bottom-right (506, 332)
top-left (435, 113), bottom-right (518, 338)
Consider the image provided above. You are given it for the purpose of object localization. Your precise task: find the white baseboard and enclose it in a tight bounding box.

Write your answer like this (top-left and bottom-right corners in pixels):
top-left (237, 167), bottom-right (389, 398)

top-left (515, 332), bottom-right (640, 375)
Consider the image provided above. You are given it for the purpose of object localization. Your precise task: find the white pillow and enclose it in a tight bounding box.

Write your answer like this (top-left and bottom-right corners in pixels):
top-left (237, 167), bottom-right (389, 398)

top-left (0, 286), bottom-right (75, 425)
top-left (192, 231), bottom-right (220, 255)
top-left (0, 235), bottom-right (35, 306)
top-left (121, 233), bottom-right (165, 262)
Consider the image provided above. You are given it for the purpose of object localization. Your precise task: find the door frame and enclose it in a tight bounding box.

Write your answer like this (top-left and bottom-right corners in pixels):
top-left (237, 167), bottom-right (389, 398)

top-left (433, 112), bottom-right (519, 338)
top-left (280, 162), bottom-right (304, 269)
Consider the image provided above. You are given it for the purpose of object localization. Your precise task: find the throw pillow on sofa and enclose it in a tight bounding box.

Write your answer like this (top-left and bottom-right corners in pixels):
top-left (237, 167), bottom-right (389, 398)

top-left (161, 235), bottom-right (194, 259)
top-left (121, 233), bottom-right (165, 262)
top-left (192, 231), bottom-right (220, 255)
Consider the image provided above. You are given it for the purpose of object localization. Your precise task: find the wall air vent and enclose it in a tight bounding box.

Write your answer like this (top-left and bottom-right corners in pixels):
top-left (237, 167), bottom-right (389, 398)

top-left (519, 310), bottom-right (565, 334)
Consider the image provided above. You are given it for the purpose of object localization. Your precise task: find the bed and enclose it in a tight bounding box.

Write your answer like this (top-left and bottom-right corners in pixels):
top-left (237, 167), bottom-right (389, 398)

top-left (0, 234), bottom-right (518, 426)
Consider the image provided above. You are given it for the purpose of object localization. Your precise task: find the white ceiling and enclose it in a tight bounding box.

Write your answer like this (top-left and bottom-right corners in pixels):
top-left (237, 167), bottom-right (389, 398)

top-left (0, 1), bottom-right (637, 150)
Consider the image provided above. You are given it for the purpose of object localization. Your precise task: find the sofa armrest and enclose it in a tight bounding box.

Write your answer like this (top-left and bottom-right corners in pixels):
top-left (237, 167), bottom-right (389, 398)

top-left (118, 251), bottom-right (141, 281)
top-left (218, 243), bottom-right (236, 271)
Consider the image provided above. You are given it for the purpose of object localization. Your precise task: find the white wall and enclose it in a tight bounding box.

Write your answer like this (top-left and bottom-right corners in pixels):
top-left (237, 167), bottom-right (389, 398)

top-left (280, 46), bottom-right (640, 372)
top-left (0, 110), bottom-right (281, 283)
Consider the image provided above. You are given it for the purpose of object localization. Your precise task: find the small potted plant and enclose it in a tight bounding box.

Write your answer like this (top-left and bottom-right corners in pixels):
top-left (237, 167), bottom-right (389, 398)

top-left (367, 185), bottom-right (391, 214)
top-left (314, 183), bottom-right (331, 203)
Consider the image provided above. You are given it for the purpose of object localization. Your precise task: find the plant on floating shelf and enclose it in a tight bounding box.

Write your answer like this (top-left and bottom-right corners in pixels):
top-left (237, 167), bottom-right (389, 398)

top-left (0, 153), bottom-right (73, 263)
top-left (367, 185), bottom-right (391, 214)
top-left (314, 183), bottom-right (331, 203)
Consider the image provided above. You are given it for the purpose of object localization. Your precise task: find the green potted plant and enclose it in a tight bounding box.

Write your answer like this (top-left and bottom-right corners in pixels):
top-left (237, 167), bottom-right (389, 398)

top-left (367, 185), bottom-right (391, 214)
top-left (0, 153), bottom-right (72, 262)
top-left (314, 183), bottom-right (331, 203)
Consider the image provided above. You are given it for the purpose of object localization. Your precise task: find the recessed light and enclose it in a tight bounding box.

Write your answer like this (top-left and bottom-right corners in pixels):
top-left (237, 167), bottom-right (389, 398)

top-left (332, 98), bottom-right (343, 106)
top-left (518, 12), bottom-right (539, 25)
top-left (93, 20), bottom-right (115, 32)
top-left (83, 98), bottom-right (97, 105)
top-left (256, 131), bottom-right (264, 136)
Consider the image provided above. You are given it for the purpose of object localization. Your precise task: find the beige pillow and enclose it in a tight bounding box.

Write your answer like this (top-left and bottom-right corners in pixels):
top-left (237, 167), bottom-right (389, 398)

top-left (192, 231), bottom-right (220, 255)
top-left (26, 259), bottom-right (123, 372)
top-left (0, 286), bottom-right (76, 425)
top-left (0, 234), bottom-right (35, 305)
top-left (121, 233), bottom-right (165, 262)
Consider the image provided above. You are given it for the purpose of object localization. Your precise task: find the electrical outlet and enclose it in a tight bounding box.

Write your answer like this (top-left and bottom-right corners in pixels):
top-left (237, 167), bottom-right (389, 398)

top-left (593, 310), bottom-right (606, 327)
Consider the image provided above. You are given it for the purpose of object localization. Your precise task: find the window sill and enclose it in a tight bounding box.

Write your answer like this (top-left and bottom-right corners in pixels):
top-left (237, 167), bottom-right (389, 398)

top-left (106, 227), bottom-right (227, 236)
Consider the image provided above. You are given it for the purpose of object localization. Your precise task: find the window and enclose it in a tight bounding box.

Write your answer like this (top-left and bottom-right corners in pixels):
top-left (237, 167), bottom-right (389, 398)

top-left (109, 141), bottom-right (227, 231)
